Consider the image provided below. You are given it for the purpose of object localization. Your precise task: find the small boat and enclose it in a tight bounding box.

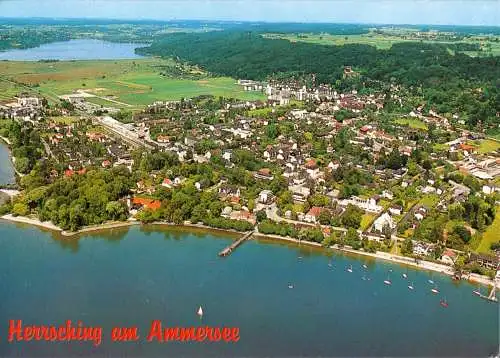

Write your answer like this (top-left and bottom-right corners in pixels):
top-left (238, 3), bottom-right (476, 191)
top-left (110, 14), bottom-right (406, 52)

top-left (431, 286), bottom-right (439, 294)
top-left (197, 306), bottom-right (203, 317)
top-left (362, 264), bottom-right (368, 269)
top-left (288, 284), bottom-right (294, 289)
top-left (361, 276), bottom-right (367, 281)
top-left (473, 288), bottom-right (481, 296)
top-left (440, 299), bottom-right (449, 308)
top-left (408, 282), bottom-right (414, 290)
top-left (402, 273), bottom-right (408, 279)
top-left (384, 273), bottom-right (392, 285)
top-left (347, 265), bottom-right (353, 273)
top-left (428, 279), bottom-right (434, 284)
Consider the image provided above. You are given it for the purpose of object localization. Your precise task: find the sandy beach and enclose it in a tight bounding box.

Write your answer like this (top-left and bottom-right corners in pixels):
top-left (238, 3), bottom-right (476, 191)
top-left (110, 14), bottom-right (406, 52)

top-left (1, 214), bottom-right (62, 231)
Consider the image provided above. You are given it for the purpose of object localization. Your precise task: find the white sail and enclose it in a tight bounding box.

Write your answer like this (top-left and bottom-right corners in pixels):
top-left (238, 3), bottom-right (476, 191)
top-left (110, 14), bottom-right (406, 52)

top-left (197, 306), bottom-right (203, 316)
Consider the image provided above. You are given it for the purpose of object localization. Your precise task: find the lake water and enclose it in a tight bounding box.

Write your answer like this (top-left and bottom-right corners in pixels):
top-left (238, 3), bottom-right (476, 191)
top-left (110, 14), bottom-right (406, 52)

top-left (0, 223), bottom-right (497, 357)
top-left (0, 39), bottom-right (148, 61)
top-left (0, 141), bottom-right (15, 185)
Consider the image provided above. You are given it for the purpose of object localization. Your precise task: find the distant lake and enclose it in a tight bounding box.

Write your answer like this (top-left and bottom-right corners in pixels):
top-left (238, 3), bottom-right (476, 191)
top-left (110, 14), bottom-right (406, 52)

top-left (0, 39), bottom-right (148, 61)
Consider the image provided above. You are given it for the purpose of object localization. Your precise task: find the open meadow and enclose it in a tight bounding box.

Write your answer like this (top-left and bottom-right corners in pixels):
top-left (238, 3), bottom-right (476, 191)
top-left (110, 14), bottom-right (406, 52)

top-left (263, 31), bottom-right (500, 57)
top-left (0, 58), bottom-right (264, 108)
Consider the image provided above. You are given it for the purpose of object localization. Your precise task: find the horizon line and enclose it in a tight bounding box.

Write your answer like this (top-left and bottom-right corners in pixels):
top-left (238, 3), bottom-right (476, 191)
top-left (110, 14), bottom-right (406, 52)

top-left (0, 16), bottom-right (499, 28)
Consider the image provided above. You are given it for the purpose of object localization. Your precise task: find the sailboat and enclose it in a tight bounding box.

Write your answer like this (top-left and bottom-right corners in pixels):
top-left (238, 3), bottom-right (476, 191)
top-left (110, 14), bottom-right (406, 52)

top-left (408, 282), bottom-right (414, 290)
top-left (384, 273), bottom-right (392, 285)
top-left (440, 298), bottom-right (449, 308)
top-left (197, 306), bottom-right (203, 317)
top-left (347, 265), bottom-right (353, 273)
top-left (431, 285), bottom-right (439, 294)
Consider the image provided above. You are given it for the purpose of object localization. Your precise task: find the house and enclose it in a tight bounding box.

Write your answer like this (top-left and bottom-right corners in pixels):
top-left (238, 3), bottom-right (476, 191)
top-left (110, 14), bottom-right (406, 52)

top-left (131, 197), bottom-right (161, 211)
top-left (440, 249), bottom-right (457, 265)
top-left (258, 190), bottom-right (275, 205)
top-left (373, 212), bottom-right (395, 233)
top-left (412, 241), bottom-right (433, 256)
top-left (254, 168), bottom-right (274, 181)
top-left (469, 253), bottom-right (500, 270)
top-left (101, 160), bottom-right (111, 168)
top-left (389, 205), bottom-right (403, 216)
top-left (162, 178), bottom-right (173, 188)
top-left (414, 207), bottom-right (427, 221)
top-left (230, 210), bottom-right (256, 225)
top-left (304, 206), bottom-right (323, 223)
top-left (218, 185), bottom-right (241, 197)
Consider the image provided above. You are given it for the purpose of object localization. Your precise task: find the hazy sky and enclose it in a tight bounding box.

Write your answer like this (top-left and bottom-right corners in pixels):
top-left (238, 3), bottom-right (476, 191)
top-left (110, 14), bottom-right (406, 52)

top-left (0, 0), bottom-right (498, 26)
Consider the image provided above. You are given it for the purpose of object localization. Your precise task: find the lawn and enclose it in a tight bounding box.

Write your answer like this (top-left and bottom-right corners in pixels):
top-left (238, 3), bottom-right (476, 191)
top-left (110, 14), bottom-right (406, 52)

top-left (50, 116), bottom-right (80, 124)
top-left (360, 213), bottom-right (376, 231)
top-left (0, 58), bottom-right (265, 107)
top-left (476, 208), bottom-right (500, 254)
top-left (395, 118), bottom-right (428, 130)
top-left (470, 139), bottom-right (500, 154)
top-left (419, 194), bottom-right (440, 208)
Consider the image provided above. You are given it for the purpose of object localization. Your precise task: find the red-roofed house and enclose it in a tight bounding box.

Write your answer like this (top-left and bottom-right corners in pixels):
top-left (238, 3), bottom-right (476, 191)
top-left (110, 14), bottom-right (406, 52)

top-left (132, 197), bottom-right (161, 211)
top-left (162, 178), bottom-right (173, 188)
top-left (304, 206), bottom-right (323, 224)
top-left (440, 249), bottom-right (457, 265)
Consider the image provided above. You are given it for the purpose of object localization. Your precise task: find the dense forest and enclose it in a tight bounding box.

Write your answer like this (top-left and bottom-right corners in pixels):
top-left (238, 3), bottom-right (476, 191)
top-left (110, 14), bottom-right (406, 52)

top-left (139, 31), bottom-right (500, 129)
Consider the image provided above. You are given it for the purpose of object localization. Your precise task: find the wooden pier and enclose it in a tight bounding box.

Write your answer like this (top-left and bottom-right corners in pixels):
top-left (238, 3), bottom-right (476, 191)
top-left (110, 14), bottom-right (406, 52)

top-left (218, 232), bottom-right (253, 257)
top-left (479, 283), bottom-right (498, 303)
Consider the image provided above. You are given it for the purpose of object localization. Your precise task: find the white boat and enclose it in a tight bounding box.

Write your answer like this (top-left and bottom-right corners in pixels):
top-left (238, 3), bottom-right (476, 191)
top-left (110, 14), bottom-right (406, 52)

top-left (402, 273), bottom-right (408, 279)
top-left (197, 306), bottom-right (203, 317)
top-left (384, 279), bottom-right (392, 285)
top-left (408, 282), bottom-right (414, 290)
top-left (288, 284), bottom-right (294, 289)
top-left (347, 265), bottom-right (353, 273)
top-left (473, 288), bottom-right (481, 296)
top-left (428, 279), bottom-right (434, 284)
top-left (362, 264), bottom-right (368, 269)
top-left (431, 286), bottom-right (439, 294)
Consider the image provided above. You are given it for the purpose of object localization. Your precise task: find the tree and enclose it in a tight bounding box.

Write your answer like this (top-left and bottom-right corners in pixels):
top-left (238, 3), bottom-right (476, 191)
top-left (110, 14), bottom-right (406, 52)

top-left (12, 202), bottom-right (29, 217)
top-left (401, 238), bottom-right (413, 255)
top-left (255, 210), bottom-right (267, 223)
top-left (341, 204), bottom-right (363, 229)
top-left (14, 157), bottom-right (30, 174)
top-left (105, 201), bottom-right (127, 221)
top-left (318, 209), bottom-right (332, 225)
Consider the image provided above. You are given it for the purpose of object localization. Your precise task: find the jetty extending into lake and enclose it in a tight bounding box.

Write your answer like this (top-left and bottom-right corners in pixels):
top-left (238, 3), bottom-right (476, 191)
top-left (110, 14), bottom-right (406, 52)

top-left (218, 231), bottom-right (253, 257)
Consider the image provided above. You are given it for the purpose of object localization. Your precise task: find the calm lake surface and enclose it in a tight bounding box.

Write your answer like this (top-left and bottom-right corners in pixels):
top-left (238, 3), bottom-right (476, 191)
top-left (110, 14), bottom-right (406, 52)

top-left (0, 39), bottom-right (147, 61)
top-left (0, 222), bottom-right (498, 357)
top-left (0, 141), bottom-right (15, 185)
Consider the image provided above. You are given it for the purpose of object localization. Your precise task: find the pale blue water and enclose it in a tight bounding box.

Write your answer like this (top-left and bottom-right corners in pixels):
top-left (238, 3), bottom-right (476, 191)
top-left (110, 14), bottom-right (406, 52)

top-left (0, 222), bottom-right (498, 357)
top-left (0, 39), bottom-right (147, 61)
top-left (0, 141), bottom-right (15, 185)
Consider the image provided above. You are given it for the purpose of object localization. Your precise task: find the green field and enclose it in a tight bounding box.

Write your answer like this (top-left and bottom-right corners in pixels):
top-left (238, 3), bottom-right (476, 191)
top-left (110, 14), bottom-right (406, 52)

top-left (395, 118), bottom-right (428, 130)
top-left (0, 58), bottom-right (264, 108)
top-left (477, 209), bottom-right (500, 254)
top-left (469, 139), bottom-right (500, 154)
top-left (263, 31), bottom-right (500, 57)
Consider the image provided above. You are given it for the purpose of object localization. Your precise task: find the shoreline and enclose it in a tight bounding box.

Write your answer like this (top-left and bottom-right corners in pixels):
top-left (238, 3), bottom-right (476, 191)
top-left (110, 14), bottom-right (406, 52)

top-left (0, 214), bottom-right (497, 288)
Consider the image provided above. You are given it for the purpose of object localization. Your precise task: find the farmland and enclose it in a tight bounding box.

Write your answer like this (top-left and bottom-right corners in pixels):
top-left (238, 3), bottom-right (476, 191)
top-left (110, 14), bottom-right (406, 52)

top-left (0, 58), bottom-right (264, 108)
top-left (263, 30), bottom-right (500, 57)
